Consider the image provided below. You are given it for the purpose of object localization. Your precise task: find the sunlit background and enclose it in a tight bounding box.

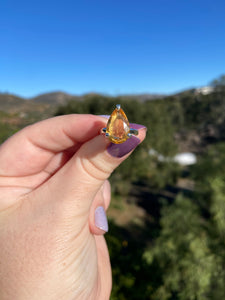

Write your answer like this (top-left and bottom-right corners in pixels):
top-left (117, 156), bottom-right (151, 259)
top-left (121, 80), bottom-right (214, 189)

top-left (1, 1), bottom-right (225, 299)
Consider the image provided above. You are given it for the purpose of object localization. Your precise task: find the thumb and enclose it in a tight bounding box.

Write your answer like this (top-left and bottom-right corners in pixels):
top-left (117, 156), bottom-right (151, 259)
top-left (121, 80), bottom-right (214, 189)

top-left (45, 124), bottom-right (146, 225)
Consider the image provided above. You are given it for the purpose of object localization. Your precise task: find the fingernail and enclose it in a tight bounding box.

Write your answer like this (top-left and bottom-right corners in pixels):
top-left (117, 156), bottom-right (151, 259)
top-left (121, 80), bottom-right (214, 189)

top-left (129, 123), bottom-right (147, 130)
top-left (95, 206), bottom-right (109, 232)
top-left (107, 135), bottom-right (140, 158)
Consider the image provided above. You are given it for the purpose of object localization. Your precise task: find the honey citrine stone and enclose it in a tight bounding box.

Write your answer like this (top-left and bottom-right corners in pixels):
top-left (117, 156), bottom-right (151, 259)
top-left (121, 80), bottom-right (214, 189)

top-left (106, 106), bottom-right (130, 144)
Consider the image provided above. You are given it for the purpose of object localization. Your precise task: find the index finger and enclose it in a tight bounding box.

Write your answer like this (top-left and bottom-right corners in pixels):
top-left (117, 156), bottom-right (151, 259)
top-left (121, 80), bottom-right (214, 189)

top-left (0, 114), bottom-right (106, 176)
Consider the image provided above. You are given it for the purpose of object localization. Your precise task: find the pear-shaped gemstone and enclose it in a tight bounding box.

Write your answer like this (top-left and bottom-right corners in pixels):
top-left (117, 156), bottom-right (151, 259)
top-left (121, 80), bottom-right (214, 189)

top-left (106, 106), bottom-right (130, 144)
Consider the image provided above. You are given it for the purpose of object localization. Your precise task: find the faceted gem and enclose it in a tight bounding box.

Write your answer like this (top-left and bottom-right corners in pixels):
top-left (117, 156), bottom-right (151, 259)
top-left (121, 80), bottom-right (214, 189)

top-left (106, 106), bottom-right (130, 144)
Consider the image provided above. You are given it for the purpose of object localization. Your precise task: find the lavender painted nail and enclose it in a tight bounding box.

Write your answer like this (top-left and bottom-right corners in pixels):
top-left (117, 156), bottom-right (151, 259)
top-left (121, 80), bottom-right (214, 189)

top-left (130, 123), bottom-right (147, 130)
top-left (95, 206), bottom-right (109, 232)
top-left (107, 135), bottom-right (140, 158)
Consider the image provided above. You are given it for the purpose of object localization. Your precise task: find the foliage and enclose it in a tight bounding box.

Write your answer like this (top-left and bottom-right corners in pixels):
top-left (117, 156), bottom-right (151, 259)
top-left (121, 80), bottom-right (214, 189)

top-left (210, 74), bottom-right (225, 92)
top-left (106, 219), bottom-right (160, 300)
top-left (143, 143), bottom-right (225, 300)
top-left (0, 111), bottom-right (18, 144)
top-left (0, 122), bottom-right (17, 144)
top-left (190, 143), bottom-right (225, 212)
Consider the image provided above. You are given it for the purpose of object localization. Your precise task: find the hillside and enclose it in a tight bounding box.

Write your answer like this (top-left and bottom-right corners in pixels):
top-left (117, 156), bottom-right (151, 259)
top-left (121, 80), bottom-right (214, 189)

top-left (0, 93), bottom-right (56, 128)
top-left (31, 91), bottom-right (76, 104)
top-left (0, 91), bottom-right (165, 114)
top-left (118, 93), bottom-right (165, 101)
top-left (0, 93), bottom-right (28, 113)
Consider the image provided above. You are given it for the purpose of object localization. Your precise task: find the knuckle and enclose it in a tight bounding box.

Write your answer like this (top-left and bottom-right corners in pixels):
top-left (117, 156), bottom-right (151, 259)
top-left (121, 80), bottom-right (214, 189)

top-left (80, 157), bottom-right (112, 181)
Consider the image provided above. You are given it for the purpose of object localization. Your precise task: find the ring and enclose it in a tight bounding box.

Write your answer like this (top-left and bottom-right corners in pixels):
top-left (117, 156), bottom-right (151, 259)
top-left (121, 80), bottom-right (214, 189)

top-left (102, 104), bottom-right (139, 144)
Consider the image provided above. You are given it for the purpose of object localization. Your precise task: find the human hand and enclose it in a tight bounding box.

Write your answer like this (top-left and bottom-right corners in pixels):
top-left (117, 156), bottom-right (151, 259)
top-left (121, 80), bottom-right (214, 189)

top-left (0, 114), bottom-right (146, 300)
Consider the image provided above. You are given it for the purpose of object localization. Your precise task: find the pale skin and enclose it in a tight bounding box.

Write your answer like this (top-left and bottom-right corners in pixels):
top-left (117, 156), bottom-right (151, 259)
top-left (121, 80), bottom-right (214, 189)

top-left (0, 114), bottom-right (146, 300)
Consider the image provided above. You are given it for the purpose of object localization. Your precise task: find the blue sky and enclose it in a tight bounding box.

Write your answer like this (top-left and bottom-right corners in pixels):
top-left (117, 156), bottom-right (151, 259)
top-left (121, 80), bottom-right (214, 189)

top-left (1, 0), bottom-right (225, 97)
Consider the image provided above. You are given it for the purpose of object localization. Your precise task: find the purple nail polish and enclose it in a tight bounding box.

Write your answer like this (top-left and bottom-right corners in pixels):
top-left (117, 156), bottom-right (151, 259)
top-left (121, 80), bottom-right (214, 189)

top-left (95, 206), bottom-right (108, 232)
top-left (107, 136), bottom-right (140, 158)
top-left (129, 123), bottom-right (147, 130)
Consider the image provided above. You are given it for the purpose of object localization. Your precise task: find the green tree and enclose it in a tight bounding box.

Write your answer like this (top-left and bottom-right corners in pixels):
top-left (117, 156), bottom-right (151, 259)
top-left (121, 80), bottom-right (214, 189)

top-left (210, 74), bottom-right (225, 92)
top-left (0, 111), bottom-right (18, 144)
top-left (144, 143), bottom-right (225, 300)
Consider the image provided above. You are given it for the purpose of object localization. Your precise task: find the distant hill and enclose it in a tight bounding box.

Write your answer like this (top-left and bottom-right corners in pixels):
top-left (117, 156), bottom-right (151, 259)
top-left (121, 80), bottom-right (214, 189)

top-left (0, 93), bottom-right (54, 118)
top-left (173, 86), bottom-right (214, 98)
top-left (0, 91), bottom-right (77, 115)
top-left (31, 91), bottom-right (165, 104)
top-left (31, 91), bottom-right (76, 105)
top-left (0, 91), bottom-right (166, 109)
top-left (118, 93), bottom-right (165, 101)
top-left (0, 93), bottom-right (27, 112)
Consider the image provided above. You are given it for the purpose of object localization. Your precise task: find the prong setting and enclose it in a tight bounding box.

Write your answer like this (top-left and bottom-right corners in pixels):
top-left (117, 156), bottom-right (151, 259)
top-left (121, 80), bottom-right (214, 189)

top-left (129, 128), bottom-right (139, 135)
